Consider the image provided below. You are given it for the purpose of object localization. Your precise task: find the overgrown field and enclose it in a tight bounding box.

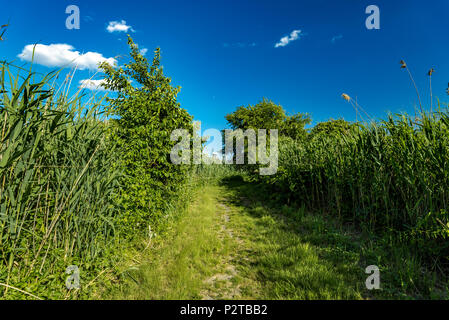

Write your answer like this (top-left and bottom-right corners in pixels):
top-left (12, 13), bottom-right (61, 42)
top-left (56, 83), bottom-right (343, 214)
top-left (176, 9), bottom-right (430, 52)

top-left (258, 112), bottom-right (449, 257)
top-left (232, 99), bottom-right (449, 297)
top-left (0, 37), bottom-right (193, 299)
top-left (1, 35), bottom-right (448, 299)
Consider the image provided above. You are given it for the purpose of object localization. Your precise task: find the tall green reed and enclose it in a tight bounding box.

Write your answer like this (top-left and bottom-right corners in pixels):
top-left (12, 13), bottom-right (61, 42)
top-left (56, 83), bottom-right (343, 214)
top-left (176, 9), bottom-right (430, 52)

top-left (0, 61), bottom-right (121, 298)
top-left (259, 107), bottom-right (449, 261)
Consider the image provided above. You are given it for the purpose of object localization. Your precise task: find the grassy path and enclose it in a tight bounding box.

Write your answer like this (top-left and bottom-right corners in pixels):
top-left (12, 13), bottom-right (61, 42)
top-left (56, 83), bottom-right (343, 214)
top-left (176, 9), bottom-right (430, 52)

top-left (109, 176), bottom-right (366, 300)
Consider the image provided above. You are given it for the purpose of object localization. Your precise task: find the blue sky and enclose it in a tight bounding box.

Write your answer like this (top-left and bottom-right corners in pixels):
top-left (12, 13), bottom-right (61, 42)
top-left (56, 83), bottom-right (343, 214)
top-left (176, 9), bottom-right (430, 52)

top-left (1, 0), bottom-right (449, 135)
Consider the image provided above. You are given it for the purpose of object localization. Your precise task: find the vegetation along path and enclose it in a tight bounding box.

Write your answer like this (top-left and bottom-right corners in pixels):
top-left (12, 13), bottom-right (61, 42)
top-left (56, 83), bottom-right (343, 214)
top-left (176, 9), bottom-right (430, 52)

top-left (110, 175), bottom-right (369, 300)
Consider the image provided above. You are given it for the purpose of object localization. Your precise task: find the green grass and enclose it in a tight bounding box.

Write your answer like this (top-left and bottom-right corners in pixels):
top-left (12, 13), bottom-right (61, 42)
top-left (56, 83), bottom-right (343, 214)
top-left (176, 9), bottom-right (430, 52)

top-left (105, 183), bottom-right (236, 299)
top-left (222, 175), bottom-right (449, 299)
top-left (105, 172), bottom-right (449, 300)
top-left (104, 175), bottom-right (370, 300)
top-left (219, 175), bottom-right (363, 299)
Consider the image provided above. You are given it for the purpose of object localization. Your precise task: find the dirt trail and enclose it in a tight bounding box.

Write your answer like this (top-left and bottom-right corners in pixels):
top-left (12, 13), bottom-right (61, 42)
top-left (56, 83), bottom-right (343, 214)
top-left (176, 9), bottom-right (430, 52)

top-left (111, 182), bottom-right (363, 300)
top-left (200, 202), bottom-right (241, 300)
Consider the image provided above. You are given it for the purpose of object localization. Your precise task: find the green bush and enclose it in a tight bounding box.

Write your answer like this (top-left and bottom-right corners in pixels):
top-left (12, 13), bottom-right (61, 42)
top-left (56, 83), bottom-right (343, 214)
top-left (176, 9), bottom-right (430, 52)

top-left (0, 37), bottom-right (194, 299)
top-left (100, 36), bottom-right (193, 232)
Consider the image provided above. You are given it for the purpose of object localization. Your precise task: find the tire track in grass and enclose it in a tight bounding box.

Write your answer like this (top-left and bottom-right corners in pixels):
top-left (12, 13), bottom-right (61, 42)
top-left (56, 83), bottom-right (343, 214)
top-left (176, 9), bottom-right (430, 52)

top-left (108, 179), bottom-right (363, 300)
top-left (109, 185), bottom-right (246, 299)
top-left (200, 202), bottom-right (241, 300)
top-left (217, 175), bottom-right (364, 300)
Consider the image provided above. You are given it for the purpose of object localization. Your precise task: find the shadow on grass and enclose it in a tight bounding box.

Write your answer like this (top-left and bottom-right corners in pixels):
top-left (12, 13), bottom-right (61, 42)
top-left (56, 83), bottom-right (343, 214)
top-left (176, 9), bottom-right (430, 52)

top-left (219, 175), bottom-right (361, 252)
top-left (218, 174), bottom-right (449, 300)
top-left (217, 175), bottom-right (367, 299)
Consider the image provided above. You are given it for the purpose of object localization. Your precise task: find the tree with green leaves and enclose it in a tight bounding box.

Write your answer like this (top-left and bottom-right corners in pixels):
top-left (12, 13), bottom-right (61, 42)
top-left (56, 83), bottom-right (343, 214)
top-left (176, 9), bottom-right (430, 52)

top-left (223, 98), bottom-right (310, 173)
top-left (225, 98), bottom-right (310, 139)
top-left (99, 36), bottom-right (193, 231)
top-left (309, 119), bottom-right (356, 138)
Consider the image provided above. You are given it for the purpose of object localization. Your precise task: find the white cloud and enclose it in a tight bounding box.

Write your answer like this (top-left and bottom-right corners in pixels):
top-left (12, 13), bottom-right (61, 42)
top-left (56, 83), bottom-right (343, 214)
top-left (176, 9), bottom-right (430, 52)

top-left (106, 20), bottom-right (134, 33)
top-left (78, 79), bottom-right (109, 91)
top-left (140, 48), bottom-right (148, 56)
top-left (17, 44), bottom-right (117, 70)
top-left (275, 30), bottom-right (303, 48)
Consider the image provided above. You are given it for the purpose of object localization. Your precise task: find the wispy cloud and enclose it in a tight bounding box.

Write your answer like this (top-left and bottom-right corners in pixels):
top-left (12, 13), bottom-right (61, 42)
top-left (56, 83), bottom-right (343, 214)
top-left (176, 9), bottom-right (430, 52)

top-left (83, 15), bottom-right (94, 22)
top-left (106, 20), bottom-right (134, 33)
top-left (275, 30), bottom-right (303, 48)
top-left (78, 79), bottom-right (109, 91)
top-left (223, 42), bottom-right (257, 48)
top-left (140, 48), bottom-right (148, 55)
top-left (331, 34), bottom-right (343, 44)
top-left (17, 44), bottom-right (117, 70)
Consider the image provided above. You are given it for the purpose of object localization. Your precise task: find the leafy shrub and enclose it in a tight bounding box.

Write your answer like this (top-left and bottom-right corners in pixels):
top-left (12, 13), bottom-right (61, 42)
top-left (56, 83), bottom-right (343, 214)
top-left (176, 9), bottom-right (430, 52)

top-left (100, 36), bottom-right (193, 232)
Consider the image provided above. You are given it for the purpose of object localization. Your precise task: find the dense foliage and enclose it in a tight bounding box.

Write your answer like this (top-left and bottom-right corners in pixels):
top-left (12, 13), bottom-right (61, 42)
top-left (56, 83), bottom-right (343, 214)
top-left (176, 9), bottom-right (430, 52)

top-left (0, 62), bottom-right (120, 298)
top-left (0, 37), bottom-right (194, 299)
top-left (99, 36), bottom-right (193, 232)
top-left (1, 31), bottom-right (448, 299)
top-left (225, 98), bottom-right (310, 139)
top-left (226, 101), bottom-right (449, 265)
